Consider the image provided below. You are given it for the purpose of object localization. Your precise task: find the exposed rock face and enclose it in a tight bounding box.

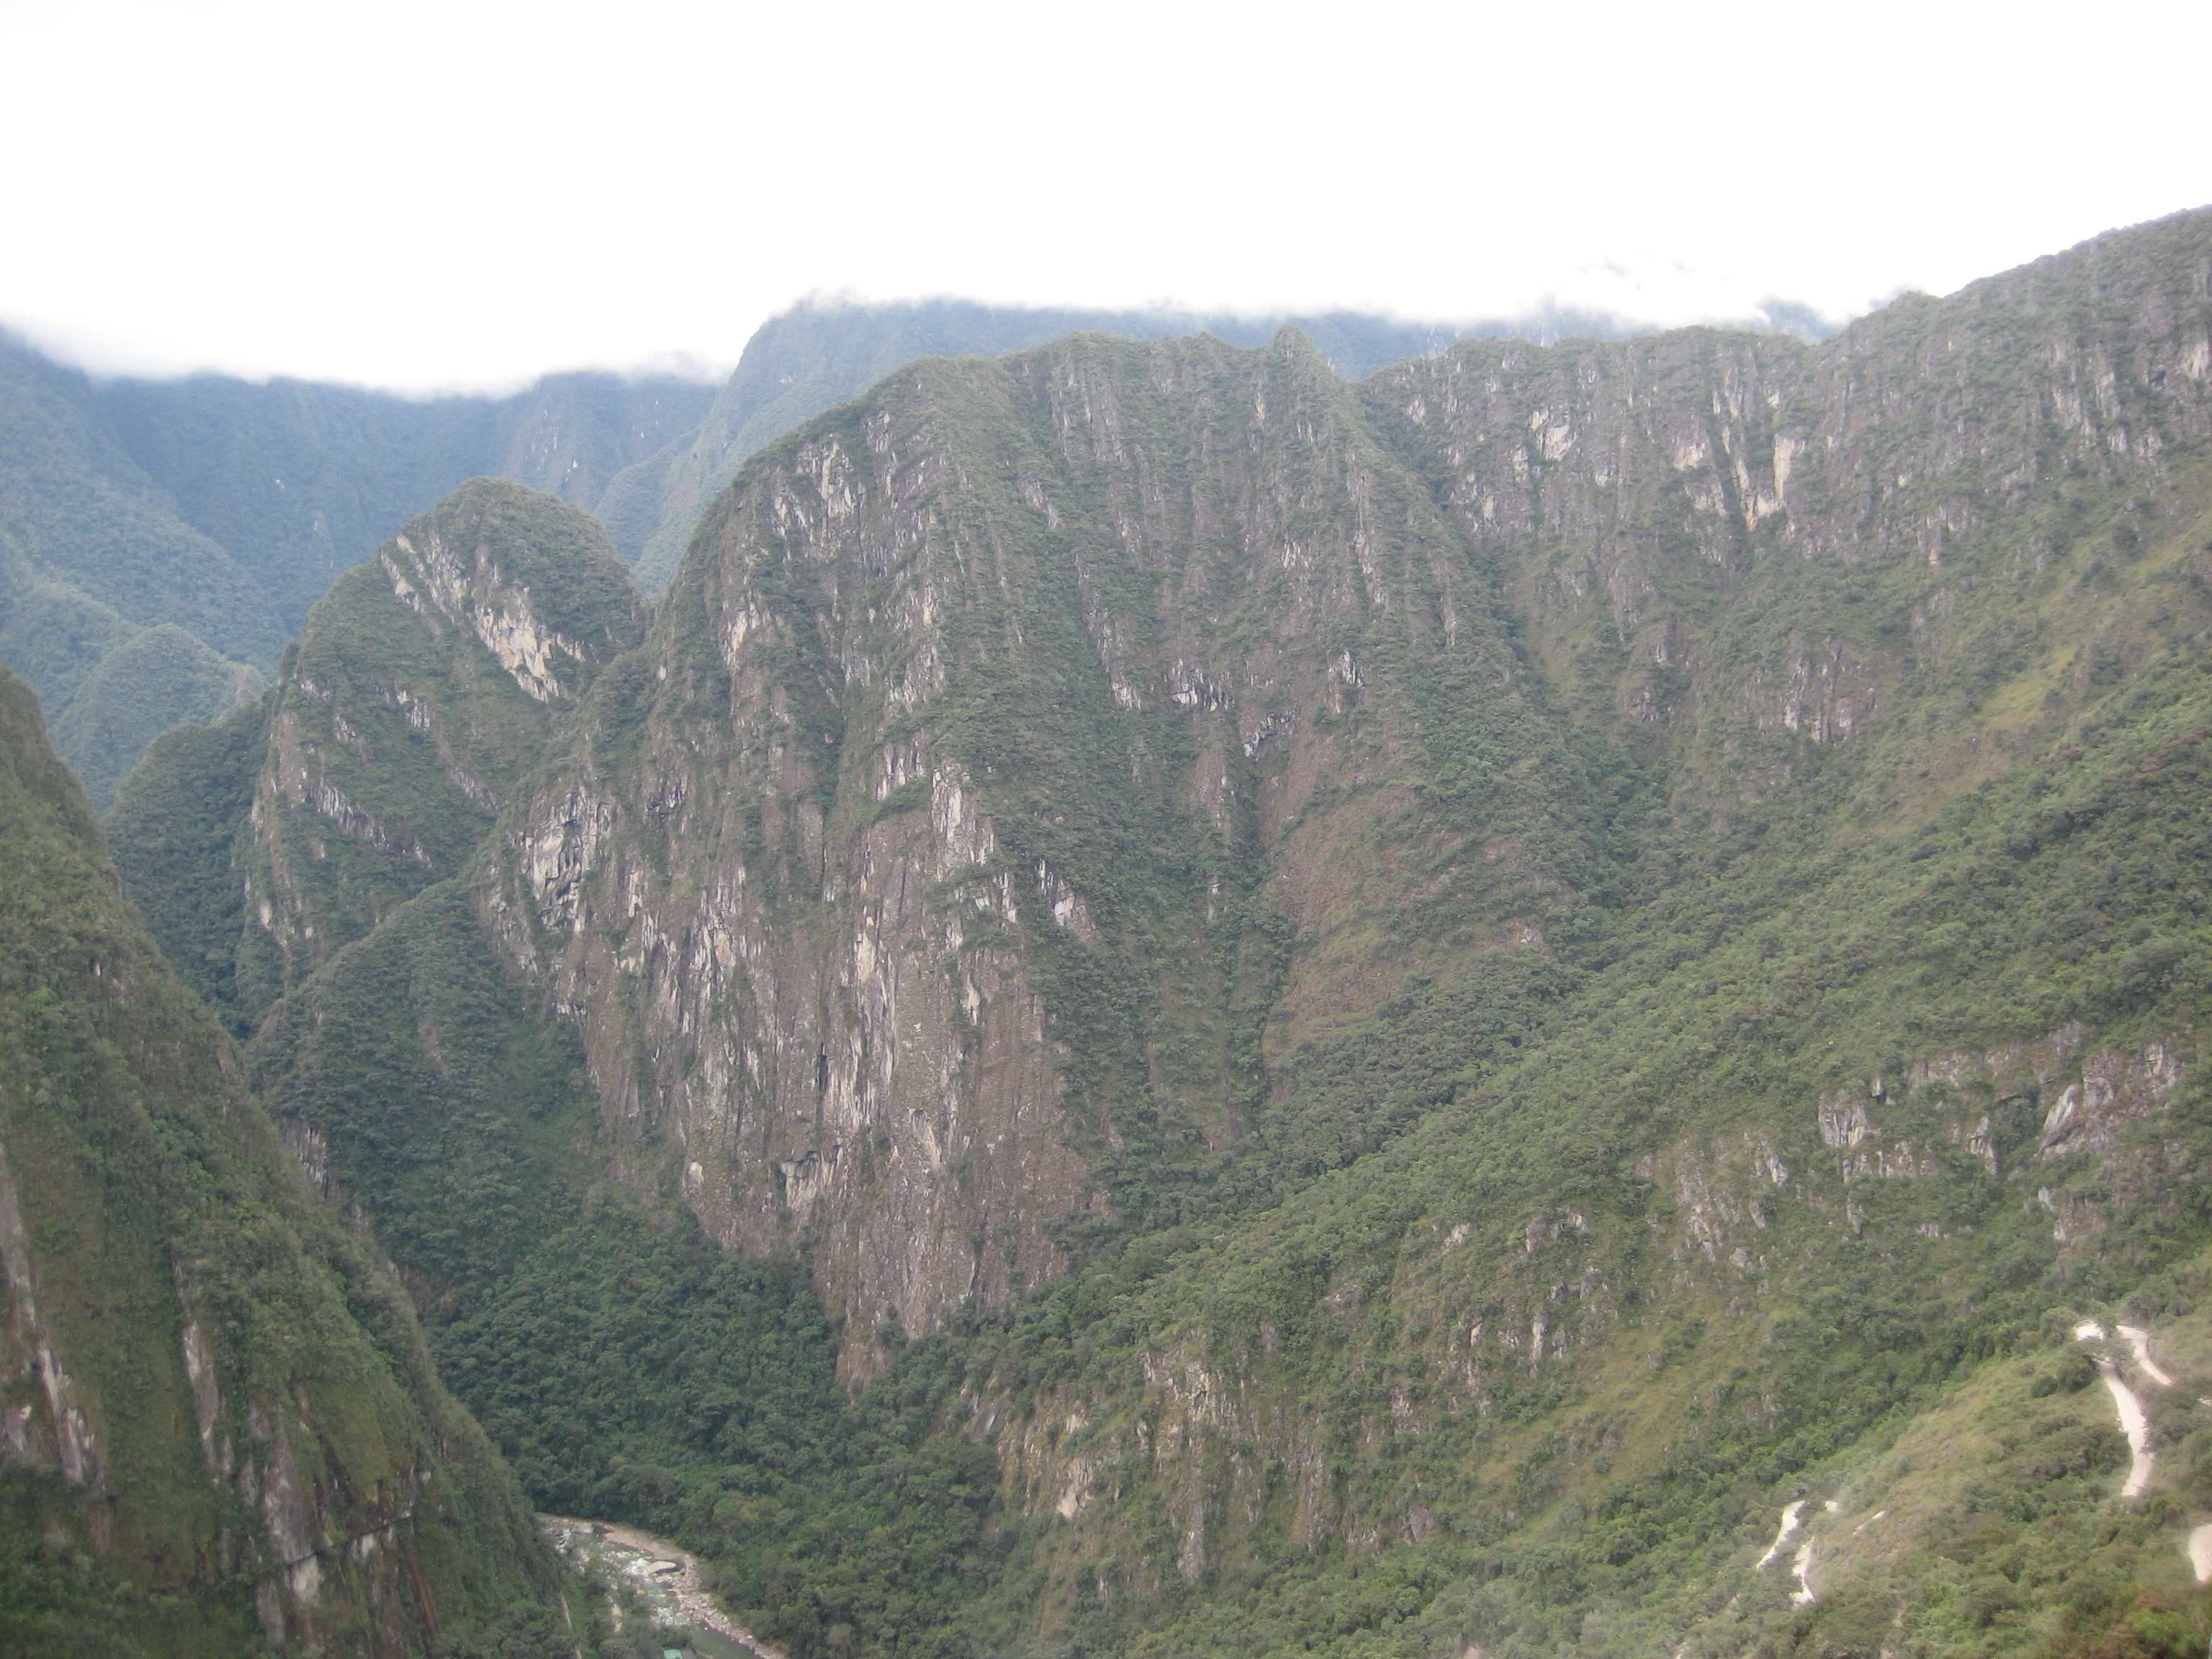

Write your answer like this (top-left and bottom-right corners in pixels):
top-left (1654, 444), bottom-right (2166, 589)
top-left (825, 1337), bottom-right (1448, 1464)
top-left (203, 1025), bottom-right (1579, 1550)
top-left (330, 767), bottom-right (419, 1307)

top-left (379, 518), bottom-right (616, 703)
top-left (1364, 212), bottom-right (2212, 770)
top-left (490, 330), bottom-right (1586, 1372)
top-left (238, 478), bottom-right (647, 1017)
top-left (0, 1141), bottom-right (102, 1489)
top-left (2037, 1041), bottom-right (2186, 1158)
top-left (465, 212), bottom-right (2212, 1376)
top-left (1804, 1027), bottom-right (2195, 1192)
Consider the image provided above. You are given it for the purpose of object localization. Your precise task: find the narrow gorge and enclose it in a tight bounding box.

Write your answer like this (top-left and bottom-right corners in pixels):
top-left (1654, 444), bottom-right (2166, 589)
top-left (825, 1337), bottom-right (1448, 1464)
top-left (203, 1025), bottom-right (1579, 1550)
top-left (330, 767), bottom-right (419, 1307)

top-left (22, 204), bottom-right (2212, 1659)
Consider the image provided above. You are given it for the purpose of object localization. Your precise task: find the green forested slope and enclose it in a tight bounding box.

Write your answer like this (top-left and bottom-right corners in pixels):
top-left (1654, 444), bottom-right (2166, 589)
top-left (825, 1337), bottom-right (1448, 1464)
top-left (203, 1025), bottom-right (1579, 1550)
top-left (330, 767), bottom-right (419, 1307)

top-left (45, 624), bottom-right (266, 810)
top-left (241, 876), bottom-right (1007, 1656)
top-left (0, 665), bottom-right (566, 1658)
top-left (6, 297), bottom-right (1671, 799)
top-left (0, 331), bottom-right (711, 802)
top-left (107, 212), bottom-right (2212, 1659)
top-left (601, 293), bottom-right (1795, 593)
top-left (0, 341), bottom-right (286, 665)
top-left (954, 549), bottom-right (2212, 1659)
top-left (102, 696), bottom-right (269, 1030)
top-left (0, 342), bottom-right (275, 806)
top-left (101, 368), bottom-right (714, 633)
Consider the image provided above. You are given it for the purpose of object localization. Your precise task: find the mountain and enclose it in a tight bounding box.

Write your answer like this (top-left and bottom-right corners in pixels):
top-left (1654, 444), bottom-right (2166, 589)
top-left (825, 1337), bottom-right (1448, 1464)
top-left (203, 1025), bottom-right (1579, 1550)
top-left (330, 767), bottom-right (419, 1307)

top-left (0, 333), bottom-right (711, 806)
top-left (3, 294), bottom-right (1816, 807)
top-left (112, 477), bottom-right (1034, 1648)
top-left (109, 209), bottom-right (2212, 1659)
top-left (0, 341), bottom-right (280, 809)
top-left (0, 663), bottom-right (567, 1658)
top-left (99, 368), bottom-right (714, 633)
top-left (0, 342), bottom-right (287, 667)
top-left (598, 295), bottom-right (1834, 595)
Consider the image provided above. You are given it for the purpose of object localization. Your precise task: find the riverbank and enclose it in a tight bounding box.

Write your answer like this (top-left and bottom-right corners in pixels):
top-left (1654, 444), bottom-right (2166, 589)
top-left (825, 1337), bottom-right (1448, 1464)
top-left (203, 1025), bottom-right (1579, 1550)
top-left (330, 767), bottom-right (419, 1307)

top-left (539, 1515), bottom-right (786, 1659)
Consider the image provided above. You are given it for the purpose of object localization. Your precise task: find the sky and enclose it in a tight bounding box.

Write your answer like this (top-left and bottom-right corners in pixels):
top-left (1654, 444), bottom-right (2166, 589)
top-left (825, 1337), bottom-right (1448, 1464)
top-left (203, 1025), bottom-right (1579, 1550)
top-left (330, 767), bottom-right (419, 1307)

top-left (3, 0), bottom-right (2208, 393)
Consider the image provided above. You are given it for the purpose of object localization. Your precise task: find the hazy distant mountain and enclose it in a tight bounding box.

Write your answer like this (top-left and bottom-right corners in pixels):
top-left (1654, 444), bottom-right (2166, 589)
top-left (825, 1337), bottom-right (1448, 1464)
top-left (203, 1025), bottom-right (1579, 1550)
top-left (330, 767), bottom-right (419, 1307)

top-left (0, 289), bottom-right (1833, 804)
top-left (100, 368), bottom-right (715, 631)
top-left (0, 335), bottom-right (710, 803)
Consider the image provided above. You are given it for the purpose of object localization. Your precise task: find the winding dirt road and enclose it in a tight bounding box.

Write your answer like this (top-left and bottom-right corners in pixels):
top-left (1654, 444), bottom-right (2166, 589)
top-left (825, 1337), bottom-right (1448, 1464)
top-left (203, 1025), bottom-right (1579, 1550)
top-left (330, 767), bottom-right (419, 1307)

top-left (2075, 1322), bottom-right (2156, 1499)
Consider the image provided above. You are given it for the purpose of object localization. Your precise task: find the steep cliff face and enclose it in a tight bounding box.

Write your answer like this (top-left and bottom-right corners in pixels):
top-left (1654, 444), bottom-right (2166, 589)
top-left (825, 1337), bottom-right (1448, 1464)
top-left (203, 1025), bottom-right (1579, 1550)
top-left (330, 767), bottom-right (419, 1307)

top-left (488, 328), bottom-right (1593, 1372)
top-left (104, 210), bottom-right (2212, 1659)
top-left (596, 294), bottom-right (1708, 593)
top-left (1364, 210), bottom-right (2212, 791)
top-left (0, 666), bottom-right (558, 1658)
top-left (235, 478), bottom-right (648, 1018)
top-left (477, 213), bottom-right (2212, 1390)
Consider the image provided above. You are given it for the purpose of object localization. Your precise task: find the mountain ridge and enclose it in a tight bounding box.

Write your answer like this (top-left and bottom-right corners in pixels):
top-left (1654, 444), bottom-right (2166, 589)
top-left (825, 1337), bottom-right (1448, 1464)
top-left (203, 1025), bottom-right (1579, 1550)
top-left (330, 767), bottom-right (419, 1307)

top-left (0, 662), bottom-right (565, 1658)
top-left (96, 206), bottom-right (2212, 1658)
top-left (10, 287), bottom-right (1685, 806)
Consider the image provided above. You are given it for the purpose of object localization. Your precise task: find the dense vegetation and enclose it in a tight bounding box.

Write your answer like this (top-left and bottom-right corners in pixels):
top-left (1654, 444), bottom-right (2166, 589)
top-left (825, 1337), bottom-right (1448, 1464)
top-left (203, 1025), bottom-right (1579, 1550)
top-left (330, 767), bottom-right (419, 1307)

top-left (102, 695), bottom-right (268, 1029)
top-left (0, 667), bottom-right (562, 1657)
top-left (238, 876), bottom-right (1034, 1659)
top-left (0, 331), bottom-right (708, 802)
top-left (86, 209), bottom-right (2212, 1659)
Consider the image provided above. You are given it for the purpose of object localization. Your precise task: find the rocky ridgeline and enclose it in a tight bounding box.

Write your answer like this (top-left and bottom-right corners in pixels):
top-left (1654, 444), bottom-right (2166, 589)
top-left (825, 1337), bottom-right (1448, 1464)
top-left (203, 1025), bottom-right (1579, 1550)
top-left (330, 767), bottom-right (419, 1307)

top-left (469, 212), bottom-right (2212, 1372)
top-left (92, 207), bottom-right (2212, 1658)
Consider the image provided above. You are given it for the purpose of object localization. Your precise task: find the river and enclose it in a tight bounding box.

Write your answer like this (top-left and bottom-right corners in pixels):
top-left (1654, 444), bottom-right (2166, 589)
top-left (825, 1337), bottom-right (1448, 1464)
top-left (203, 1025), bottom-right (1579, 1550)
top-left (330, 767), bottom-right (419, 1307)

top-left (539, 1514), bottom-right (784, 1659)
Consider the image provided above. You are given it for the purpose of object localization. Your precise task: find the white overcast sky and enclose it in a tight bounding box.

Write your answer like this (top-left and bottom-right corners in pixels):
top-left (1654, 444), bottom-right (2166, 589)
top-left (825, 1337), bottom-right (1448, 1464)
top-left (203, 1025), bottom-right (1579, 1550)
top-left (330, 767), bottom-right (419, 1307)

top-left (3, 0), bottom-right (2207, 392)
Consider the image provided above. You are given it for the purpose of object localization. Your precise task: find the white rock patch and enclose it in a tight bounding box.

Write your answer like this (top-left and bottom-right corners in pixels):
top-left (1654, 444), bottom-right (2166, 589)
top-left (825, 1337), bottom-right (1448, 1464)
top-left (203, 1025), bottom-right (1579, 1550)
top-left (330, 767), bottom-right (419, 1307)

top-left (1790, 1534), bottom-right (1818, 1606)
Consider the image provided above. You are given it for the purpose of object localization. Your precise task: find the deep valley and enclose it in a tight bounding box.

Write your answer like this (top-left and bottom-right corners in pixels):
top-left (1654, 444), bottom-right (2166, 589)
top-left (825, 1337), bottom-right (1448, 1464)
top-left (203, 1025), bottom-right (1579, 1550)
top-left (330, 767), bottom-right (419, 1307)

top-left (6, 209), bottom-right (2212, 1659)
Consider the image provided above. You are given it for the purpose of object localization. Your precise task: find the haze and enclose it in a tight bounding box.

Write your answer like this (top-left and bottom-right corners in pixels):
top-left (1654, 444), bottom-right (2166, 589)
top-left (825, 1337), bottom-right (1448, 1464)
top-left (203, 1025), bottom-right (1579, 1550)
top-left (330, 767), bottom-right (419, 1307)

top-left (4, 0), bottom-right (2206, 391)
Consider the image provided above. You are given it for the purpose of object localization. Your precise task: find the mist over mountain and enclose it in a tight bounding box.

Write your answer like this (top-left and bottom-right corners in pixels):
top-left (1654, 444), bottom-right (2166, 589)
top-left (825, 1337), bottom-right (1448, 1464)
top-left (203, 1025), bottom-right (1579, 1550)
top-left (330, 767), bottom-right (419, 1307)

top-left (0, 335), bottom-right (712, 805)
top-left (10, 210), bottom-right (2212, 1659)
top-left (0, 291), bottom-right (1833, 804)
